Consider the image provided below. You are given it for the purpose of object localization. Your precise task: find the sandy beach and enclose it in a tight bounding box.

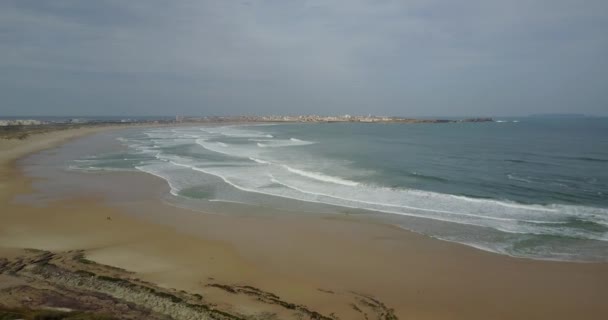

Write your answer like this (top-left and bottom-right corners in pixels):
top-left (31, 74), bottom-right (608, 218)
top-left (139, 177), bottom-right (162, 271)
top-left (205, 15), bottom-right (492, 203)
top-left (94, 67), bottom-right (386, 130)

top-left (1, 127), bottom-right (608, 320)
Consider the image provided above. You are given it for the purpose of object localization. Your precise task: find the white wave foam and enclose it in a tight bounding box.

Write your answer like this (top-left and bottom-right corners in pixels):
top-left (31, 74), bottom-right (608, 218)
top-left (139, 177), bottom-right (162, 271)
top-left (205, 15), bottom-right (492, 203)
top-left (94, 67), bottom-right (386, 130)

top-left (209, 199), bottom-right (252, 205)
top-left (494, 120), bottom-right (520, 124)
top-left (135, 165), bottom-right (180, 196)
top-left (249, 157), bottom-right (271, 164)
top-left (200, 126), bottom-right (274, 138)
top-left (169, 161), bottom-right (267, 196)
top-left (282, 165), bottom-right (359, 186)
top-left (113, 126), bottom-right (608, 251)
top-left (268, 175), bottom-right (558, 224)
top-left (256, 139), bottom-right (315, 148)
top-left (264, 175), bottom-right (532, 231)
top-left (67, 165), bottom-right (134, 173)
top-left (144, 157), bottom-right (608, 242)
top-left (507, 174), bottom-right (533, 183)
top-left (161, 149), bottom-right (608, 231)
top-left (196, 139), bottom-right (262, 158)
top-left (448, 194), bottom-right (557, 212)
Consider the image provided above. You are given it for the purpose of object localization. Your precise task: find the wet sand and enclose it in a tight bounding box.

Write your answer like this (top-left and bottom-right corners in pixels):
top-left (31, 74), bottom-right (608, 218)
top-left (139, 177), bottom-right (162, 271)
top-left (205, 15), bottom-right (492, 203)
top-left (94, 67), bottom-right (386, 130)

top-left (1, 127), bottom-right (608, 319)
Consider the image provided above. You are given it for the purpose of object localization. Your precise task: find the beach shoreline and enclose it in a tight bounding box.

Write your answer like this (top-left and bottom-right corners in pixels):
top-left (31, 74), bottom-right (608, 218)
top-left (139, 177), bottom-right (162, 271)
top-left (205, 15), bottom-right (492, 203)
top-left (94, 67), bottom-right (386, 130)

top-left (2, 126), bottom-right (608, 319)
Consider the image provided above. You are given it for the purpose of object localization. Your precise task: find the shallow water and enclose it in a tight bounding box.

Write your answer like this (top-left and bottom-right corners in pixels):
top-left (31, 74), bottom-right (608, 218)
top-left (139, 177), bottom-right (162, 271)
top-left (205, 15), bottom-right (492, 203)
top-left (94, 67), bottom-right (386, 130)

top-left (68, 119), bottom-right (608, 261)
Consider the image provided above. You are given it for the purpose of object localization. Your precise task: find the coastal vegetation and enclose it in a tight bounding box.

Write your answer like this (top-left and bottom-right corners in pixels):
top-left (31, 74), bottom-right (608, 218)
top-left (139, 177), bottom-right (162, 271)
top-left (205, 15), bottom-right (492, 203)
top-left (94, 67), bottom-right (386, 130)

top-left (0, 249), bottom-right (398, 320)
top-left (0, 308), bottom-right (116, 320)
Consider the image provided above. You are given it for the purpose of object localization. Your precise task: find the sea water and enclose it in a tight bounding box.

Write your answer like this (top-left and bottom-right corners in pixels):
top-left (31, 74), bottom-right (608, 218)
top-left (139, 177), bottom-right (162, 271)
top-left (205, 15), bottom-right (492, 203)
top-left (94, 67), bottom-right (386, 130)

top-left (69, 118), bottom-right (608, 261)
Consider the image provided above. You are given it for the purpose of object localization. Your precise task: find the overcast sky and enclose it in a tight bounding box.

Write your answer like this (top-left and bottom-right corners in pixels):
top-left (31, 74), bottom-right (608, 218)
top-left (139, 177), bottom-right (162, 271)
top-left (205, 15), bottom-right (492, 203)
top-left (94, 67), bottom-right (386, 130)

top-left (1, 0), bottom-right (607, 117)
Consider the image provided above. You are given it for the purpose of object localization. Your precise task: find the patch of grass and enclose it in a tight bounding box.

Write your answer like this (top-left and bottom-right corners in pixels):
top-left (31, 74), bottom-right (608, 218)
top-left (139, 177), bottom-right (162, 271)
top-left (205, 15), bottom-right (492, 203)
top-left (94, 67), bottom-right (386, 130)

top-left (0, 308), bottom-right (116, 320)
top-left (149, 290), bottom-right (183, 303)
top-left (96, 275), bottom-right (130, 286)
top-left (61, 313), bottom-right (116, 320)
top-left (73, 253), bottom-right (95, 265)
top-left (32, 310), bottom-right (66, 320)
top-left (0, 310), bottom-right (23, 320)
top-left (77, 258), bottom-right (95, 265)
top-left (74, 270), bottom-right (96, 277)
top-left (72, 253), bottom-right (127, 273)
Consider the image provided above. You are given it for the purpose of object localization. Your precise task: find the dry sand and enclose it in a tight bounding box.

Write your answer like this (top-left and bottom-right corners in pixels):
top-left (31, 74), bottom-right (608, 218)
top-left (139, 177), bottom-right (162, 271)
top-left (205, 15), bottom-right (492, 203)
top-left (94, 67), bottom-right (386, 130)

top-left (1, 127), bottom-right (608, 319)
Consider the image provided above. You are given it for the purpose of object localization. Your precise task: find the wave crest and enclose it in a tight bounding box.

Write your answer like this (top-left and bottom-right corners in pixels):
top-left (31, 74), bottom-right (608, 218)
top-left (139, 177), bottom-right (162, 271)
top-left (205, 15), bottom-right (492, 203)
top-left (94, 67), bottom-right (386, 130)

top-left (281, 165), bottom-right (359, 186)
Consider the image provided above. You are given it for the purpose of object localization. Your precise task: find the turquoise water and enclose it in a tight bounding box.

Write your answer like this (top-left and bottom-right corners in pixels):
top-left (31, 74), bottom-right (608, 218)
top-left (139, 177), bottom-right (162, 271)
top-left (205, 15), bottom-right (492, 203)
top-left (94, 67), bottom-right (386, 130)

top-left (71, 118), bottom-right (608, 261)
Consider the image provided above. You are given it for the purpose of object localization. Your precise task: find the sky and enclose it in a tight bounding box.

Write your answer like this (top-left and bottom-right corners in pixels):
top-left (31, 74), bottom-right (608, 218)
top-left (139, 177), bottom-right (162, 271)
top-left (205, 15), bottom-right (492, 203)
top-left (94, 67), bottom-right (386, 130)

top-left (1, 0), bottom-right (607, 117)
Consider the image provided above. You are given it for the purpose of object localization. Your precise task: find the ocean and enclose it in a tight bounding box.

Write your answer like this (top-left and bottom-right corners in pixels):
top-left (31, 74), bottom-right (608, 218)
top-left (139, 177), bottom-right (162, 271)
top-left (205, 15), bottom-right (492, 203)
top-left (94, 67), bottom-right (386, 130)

top-left (69, 118), bottom-right (608, 261)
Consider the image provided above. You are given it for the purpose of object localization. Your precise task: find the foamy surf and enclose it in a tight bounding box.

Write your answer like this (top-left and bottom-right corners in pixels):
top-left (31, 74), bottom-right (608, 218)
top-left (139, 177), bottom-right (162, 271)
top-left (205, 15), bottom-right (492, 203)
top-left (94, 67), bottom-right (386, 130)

top-left (135, 164), bottom-right (181, 196)
top-left (249, 157), bottom-right (271, 164)
top-left (256, 139), bottom-right (315, 148)
top-left (68, 122), bottom-right (608, 262)
top-left (282, 165), bottom-right (360, 186)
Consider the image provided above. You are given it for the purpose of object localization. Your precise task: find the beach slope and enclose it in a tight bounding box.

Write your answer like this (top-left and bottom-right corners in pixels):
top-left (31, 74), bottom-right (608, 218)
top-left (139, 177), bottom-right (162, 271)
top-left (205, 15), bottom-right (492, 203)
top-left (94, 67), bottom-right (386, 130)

top-left (1, 127), bottom-right (607, 319)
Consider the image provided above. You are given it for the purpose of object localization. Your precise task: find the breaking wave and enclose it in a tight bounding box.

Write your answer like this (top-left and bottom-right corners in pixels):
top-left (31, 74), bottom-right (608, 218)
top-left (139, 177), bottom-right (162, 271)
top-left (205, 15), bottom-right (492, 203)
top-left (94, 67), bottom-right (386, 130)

top-left (70, 123), bottom-right (608, 261)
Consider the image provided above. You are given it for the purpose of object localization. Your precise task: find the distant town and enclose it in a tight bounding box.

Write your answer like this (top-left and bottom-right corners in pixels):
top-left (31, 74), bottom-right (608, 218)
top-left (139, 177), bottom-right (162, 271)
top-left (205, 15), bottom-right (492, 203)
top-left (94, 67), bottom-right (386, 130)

top-left (1, 115), bottom-right (494, 127)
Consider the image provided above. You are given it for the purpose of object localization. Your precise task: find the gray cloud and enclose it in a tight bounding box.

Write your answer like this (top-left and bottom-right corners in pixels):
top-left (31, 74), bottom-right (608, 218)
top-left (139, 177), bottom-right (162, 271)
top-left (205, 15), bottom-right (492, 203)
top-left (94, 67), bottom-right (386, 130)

top-left (1, 0), bottom-right (607, 116)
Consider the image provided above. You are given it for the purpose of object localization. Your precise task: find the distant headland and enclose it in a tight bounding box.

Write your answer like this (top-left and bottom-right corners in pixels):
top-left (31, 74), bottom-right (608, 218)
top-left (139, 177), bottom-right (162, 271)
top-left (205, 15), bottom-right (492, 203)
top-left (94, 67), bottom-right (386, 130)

top-left (1, 114), bottom-right (494, 127)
